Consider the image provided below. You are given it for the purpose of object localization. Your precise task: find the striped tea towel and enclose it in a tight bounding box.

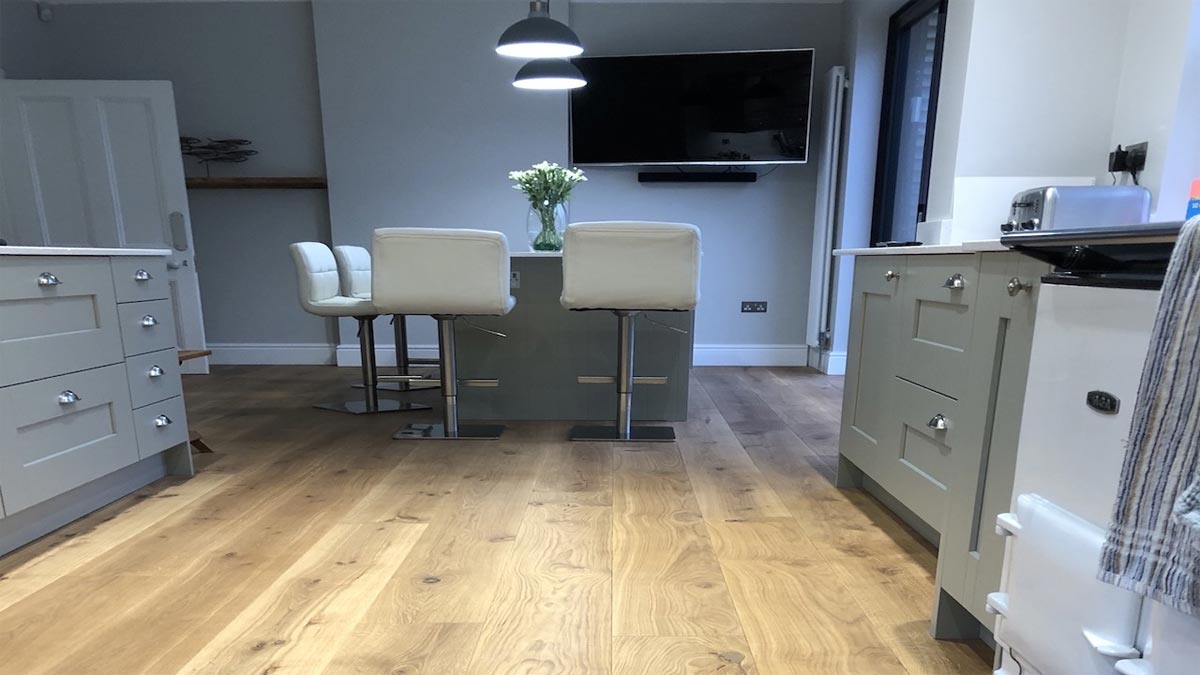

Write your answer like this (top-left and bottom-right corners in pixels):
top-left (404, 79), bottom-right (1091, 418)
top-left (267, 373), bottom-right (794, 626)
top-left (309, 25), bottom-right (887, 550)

top-left (1099, 215), bottom-right (1200, 616)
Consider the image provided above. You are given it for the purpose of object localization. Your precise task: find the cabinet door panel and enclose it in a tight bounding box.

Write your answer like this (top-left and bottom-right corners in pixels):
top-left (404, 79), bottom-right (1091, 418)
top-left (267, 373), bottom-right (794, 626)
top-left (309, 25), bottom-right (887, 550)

top-left (0, 364), bottom-right (137, 514)
top-left (883, 377), bottom-right (960, 530)
top-left (0, 257), bottom-right (124, 386)
top-left (117, 299), bottom-right (177, 357)
top-left (936, 252), bottom-right (1047, 625)
top-left (895, 255), bottom-right (979, 400)
top-left (840, 257), bottom-right (902, 474)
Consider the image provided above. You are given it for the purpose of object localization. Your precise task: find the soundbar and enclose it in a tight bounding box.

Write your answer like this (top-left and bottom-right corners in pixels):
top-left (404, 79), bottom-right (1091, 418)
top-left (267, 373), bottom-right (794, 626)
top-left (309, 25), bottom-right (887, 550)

top-left (637, 171), bottom-right (757, 184)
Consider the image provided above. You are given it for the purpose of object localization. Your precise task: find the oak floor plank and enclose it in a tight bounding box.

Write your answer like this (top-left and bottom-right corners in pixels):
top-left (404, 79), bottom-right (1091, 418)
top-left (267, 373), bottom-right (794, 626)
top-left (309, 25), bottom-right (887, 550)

top-left (176, 521), bottom-right (426, 674)
top-left (612, 445), bottom-right (743, 637)
top-left (830, 555), bottom-right (993, 674)
top-left (357, 442), bottom-right (546, 625)
top-left (0, 470), bottom-right (232, 613)
top-left (720, 559), bottom-right (907, 675)
top-left (324, 622), bottom-right (482, 675)
top-left (675, 380), bottom-right (791, 522)
top-left (466, 500), bottom-right (612, 674)
top-left (613, 635), bottom-right (759, 674)
top-left (16, 463), bottom-right (400, 675)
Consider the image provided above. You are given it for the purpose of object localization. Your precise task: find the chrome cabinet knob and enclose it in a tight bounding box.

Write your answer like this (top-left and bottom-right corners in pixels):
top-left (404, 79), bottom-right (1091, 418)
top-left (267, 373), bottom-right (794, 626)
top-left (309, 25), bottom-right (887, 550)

top-left (148, 365), bottom-right (165, 378)
top-left (927, 414), bottom-right (949, 431)
top-left (141, 315), bottom-right (159, 327)
top-left (38, 272), bottom-right (61, 287)
top-left (943, 273), bottom-right (966, 290)
top-left (57, 390), bottom-right (81, 405)
top-left (154, 414), bottom-right (172, 428)
top-left (133, 269), bottom-right (152, 282)
top-left (1006, 277), bottom-right (1033, 296)
top-left (884, 270), bottom-right (899, 282)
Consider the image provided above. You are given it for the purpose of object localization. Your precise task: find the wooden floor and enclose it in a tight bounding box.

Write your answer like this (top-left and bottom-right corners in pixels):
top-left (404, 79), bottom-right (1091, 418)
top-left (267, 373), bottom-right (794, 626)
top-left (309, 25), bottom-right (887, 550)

top-left (0, 366), bottom-right (991, 674)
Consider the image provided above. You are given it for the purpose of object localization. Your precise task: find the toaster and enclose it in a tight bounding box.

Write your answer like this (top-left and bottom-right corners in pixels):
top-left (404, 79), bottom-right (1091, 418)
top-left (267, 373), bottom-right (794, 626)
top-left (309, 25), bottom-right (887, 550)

top-left (1001, 185), bottom-right (1151, 233)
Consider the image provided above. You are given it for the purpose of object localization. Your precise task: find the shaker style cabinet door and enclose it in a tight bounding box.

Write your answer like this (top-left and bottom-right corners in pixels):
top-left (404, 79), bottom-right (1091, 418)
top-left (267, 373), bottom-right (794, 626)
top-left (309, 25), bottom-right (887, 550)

top-left (894, 255), bottom-right (979, 400)
top-left (936, 252), bottom-right (1047, 627)
top-left (0, 364), bottom-right (138, 515)
top-left (0, 257), bottom-right (124, 387)
top-left (839, 257), bottom-right (904, 477)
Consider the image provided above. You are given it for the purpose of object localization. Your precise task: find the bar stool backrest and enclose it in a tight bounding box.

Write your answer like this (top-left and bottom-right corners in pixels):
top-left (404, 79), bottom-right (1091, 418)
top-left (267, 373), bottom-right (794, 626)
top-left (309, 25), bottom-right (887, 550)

top-left (289, 242), bottom-right (349, 315)
top-left (372, 228), bottom-right (513, 316)
top-left (333, 245), bottom-right (373, 299)
top-left (561, 221), bottom-right (701, 311)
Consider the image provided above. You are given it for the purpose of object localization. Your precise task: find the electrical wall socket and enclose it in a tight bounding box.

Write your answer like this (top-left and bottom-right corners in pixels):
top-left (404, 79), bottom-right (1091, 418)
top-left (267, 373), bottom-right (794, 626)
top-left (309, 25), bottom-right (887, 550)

top-left (509, 271), bottom-right (520, 289)
top-left (741, 301), bottom-right (768, 313)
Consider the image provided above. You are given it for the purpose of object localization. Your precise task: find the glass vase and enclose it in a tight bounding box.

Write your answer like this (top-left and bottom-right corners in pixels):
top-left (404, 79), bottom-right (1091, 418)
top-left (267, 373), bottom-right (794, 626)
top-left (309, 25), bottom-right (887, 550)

top-left (527, 202), bottom-right (566, 252)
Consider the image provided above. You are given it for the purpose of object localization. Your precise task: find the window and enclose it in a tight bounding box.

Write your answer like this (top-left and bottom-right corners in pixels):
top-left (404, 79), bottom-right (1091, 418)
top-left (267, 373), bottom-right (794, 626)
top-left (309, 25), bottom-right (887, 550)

top-left (871, 0), bottom-right (948, 245)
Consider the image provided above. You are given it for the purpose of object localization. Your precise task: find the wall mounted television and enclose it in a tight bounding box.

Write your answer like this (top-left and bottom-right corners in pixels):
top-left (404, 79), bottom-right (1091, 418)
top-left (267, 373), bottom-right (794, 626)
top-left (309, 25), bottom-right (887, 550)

top-left (569, 49), bottom-right (814, 166)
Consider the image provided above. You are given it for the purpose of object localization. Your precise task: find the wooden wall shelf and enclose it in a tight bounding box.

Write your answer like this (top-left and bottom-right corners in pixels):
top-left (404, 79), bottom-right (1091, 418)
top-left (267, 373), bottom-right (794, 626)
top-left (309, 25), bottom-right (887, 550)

top-left (185, 176), bottom-right (328, 190)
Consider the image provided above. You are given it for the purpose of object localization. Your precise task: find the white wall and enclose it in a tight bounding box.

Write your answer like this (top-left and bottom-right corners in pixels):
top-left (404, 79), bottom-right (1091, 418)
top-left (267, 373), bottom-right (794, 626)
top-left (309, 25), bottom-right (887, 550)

top-left (1, 1), bottom-right (337, 362)
top-left (927, 0), bottom-right (1130, 233)
top-left (1107, 0), bottom-right (1200, 220)
top-left (314, 0), bottom-right (845, 364)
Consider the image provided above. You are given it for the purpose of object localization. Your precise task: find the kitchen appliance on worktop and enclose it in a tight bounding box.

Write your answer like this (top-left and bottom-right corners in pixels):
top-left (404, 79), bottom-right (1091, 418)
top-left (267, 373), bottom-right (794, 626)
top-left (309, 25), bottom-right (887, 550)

top-left (1000, 185), bottom-right (1150, 233)
top-left (990, 221), bottom-right (1200, 675)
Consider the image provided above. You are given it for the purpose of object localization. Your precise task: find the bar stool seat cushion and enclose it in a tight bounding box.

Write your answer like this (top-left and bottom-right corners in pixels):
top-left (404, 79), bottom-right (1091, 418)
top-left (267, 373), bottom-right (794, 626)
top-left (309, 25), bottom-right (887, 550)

top-left (373, 228), bottom-right (515, 316)
top-left (561, 221), bottom-right (701, 311)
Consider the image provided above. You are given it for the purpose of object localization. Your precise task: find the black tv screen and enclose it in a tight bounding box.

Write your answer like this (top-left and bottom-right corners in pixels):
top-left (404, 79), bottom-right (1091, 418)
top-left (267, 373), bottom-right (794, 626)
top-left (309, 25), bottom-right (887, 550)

top-left (569, 49), bottom-right (814, 166)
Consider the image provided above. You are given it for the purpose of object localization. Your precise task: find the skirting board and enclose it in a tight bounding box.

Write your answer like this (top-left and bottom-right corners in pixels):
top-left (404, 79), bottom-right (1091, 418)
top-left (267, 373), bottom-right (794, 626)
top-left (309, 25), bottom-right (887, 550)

top-left (806, 346), bottom-right (848, 375)
top-left (208, 343), bottom-right (337, 366)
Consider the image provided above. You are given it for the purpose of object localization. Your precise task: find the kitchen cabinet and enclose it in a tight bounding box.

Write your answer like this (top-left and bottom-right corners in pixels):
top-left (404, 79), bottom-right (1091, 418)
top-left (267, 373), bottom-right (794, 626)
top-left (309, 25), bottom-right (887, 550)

top-left (837, 249), bottom-right (1046, 639)
top-left (0, 249), bottom-right (193, 555)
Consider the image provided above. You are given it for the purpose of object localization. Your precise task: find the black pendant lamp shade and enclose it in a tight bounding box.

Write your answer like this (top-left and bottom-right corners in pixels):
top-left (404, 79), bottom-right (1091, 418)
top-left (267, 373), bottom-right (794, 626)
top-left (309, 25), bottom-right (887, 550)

top-left (497, 0), bottom-right (583, 59)
top-left (513, 58), bottom-right (587, 90)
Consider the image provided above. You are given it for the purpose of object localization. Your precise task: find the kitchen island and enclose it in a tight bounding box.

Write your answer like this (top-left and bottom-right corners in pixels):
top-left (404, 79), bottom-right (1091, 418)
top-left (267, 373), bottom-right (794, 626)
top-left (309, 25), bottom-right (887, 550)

top-left (454, 251), bottom-right (694, 422)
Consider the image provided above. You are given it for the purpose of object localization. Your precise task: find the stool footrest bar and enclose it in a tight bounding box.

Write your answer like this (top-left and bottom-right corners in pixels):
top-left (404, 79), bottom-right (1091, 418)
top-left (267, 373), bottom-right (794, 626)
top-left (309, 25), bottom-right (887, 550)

top-left (577, 376), bottom-right (669, 385)
top-left (459, 378), bottom-right (499, 387)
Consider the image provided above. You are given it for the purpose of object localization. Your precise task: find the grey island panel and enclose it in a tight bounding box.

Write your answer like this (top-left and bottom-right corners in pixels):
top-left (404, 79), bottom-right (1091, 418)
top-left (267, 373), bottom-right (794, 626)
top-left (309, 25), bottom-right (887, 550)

top-left (454, 256), bottom-right (693, 422)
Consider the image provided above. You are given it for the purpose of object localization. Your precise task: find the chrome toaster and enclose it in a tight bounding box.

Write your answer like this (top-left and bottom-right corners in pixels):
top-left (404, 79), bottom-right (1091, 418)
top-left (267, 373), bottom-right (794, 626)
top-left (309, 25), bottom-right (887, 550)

top-left (1001, 185), bottom-right (1151, 233)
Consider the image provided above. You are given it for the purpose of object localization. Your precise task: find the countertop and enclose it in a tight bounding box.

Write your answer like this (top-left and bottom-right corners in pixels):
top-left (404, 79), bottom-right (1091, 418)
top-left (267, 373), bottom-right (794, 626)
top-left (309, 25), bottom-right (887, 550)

top-left (0, 246), bottom-right (172, 257)
top-left (833, 239), bottom-right (1008, 256)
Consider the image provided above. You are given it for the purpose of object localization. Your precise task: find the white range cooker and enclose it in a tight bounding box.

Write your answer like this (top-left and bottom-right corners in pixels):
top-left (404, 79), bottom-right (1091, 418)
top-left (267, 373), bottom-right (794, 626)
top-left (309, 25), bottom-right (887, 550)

top-left (989, 223), bottom-right (1200, 675)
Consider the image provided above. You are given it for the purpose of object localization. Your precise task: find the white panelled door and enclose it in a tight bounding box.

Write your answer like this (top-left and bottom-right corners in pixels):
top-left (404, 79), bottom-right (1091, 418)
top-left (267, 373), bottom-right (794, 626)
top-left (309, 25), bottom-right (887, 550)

top-left (0, 80), bottom-right (208, 373)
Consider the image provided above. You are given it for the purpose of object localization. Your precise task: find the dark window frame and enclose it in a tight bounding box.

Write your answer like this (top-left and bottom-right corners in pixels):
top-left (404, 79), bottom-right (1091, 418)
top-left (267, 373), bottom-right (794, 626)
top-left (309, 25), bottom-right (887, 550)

top-left (870, 0), bottom-right (949, 245)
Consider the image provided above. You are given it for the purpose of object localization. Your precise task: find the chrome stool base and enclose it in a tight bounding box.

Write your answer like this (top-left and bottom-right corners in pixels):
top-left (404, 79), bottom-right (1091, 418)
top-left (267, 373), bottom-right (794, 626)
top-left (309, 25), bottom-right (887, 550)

top-left (568, 424), bottom-right (676, 442)
top-left (315, 400), bottom-right (432, 415)
top-left (393, 423), bottom-right (506, 440)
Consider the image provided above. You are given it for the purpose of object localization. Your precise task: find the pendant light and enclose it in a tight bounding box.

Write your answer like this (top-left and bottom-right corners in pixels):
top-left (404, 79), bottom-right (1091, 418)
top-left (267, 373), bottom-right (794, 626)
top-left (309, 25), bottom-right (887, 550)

top-left (512, 58), bottom-right (587, 90)
top-left (497, 0), bottom-right (583, 59)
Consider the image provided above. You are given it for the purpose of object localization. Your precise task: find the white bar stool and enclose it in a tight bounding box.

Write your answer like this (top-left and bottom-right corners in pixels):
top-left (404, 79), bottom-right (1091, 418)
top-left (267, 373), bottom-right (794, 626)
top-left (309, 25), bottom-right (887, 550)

top-left (332, 245), bottom-right (440, 394)
top-left (288, 242), bottom-right (415, 414)
top-left (560, 221), bottom-right (701, 442)
top-left (371, 228), bottom-right (516, 440)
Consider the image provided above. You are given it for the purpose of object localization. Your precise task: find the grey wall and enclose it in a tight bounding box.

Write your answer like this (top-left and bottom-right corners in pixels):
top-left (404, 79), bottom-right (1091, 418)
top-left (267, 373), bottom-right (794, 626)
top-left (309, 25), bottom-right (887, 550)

top-left (570, 2), bottom-right (843, 355)
top-left (314, 0), bottom-right (844, 359)
top-left (2, 1), bottom-right (336, 357)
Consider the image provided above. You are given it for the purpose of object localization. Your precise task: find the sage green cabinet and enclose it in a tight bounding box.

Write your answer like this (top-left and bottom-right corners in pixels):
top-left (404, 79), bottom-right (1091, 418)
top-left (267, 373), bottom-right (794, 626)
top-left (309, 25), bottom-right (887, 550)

top-left (839, 256), bottom-right (902, 478)
top-left (837, 250), bottom-right (1044, 639)
top-left (935, 252), bottom-right (1048, 631)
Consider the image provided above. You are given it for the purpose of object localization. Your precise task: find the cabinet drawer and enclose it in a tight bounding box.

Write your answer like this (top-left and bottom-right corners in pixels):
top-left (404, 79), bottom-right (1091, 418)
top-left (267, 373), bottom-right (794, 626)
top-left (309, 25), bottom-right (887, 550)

top-left (884, 377), bottom-right (961, 531)
top-left (895, 255), bottom-right (979, 399)
top-left (133, 395), bottom-right (188, 458)
top-left (111, 257), bottom-right (169, 303)
top-left (0, 363), bottom-right (138, 515)
top-left (0, 257), bottom-right (124, 386)
top-left (117, 299), bottom-right (177, 356)
top-left (125, 348), bottom-right (182, 408)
